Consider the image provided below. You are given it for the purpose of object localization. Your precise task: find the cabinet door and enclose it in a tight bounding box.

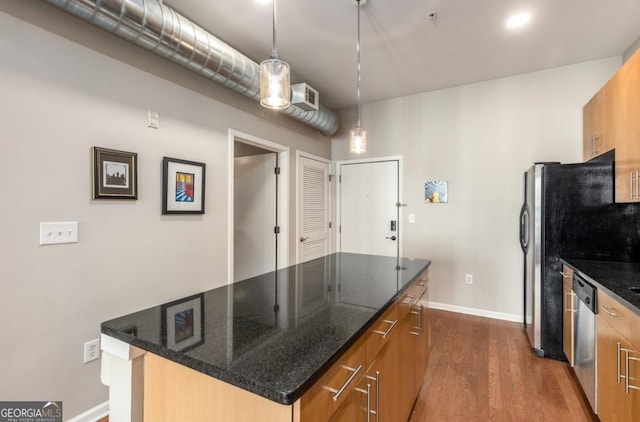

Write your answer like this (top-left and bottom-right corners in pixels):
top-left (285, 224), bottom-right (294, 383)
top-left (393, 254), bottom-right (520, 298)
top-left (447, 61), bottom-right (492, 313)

top-left (329, 377), bottom-right (368, 422)
top-left (562, 266), bottom-right (574, 366)
top-left (397, 313), bottom-right (418, 421)
top-left (614, 49), bottom-right (640, 203)
top-left (583, 83), bottom-right (615, 161)
top-left (597, 317), bottom-right (631, 421)
top-left (361, 341), bottom-right (399, 422)
top-left (414, 289), bottom-right (430, 393)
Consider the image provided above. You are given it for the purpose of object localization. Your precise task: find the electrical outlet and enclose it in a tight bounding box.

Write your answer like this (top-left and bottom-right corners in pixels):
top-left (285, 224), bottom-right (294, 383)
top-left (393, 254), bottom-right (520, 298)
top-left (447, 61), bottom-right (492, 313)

top-left (465, 274), bottom-right (473, 285)
top-left (83, 338), bottom-right (100, 363)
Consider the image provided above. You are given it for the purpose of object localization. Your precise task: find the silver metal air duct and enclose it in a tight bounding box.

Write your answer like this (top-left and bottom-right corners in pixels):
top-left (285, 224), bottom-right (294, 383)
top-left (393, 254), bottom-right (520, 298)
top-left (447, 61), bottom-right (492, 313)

top-left (42, 0), bottom-right (339, 136)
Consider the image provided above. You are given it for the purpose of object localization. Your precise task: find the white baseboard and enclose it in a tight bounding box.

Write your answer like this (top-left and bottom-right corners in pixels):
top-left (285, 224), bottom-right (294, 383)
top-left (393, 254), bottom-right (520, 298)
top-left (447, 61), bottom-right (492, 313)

top-left (429, 301), bottom-right (522, 323)
top-left (67, 401), bottom-right (109, 422)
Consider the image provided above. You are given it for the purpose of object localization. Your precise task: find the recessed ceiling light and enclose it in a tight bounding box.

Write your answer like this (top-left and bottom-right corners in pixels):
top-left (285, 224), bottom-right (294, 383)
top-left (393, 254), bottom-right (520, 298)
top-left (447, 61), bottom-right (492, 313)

top-left (506, 12), bottom-right (531, 29)
top-left (254, 0), bottom-right (271, 5)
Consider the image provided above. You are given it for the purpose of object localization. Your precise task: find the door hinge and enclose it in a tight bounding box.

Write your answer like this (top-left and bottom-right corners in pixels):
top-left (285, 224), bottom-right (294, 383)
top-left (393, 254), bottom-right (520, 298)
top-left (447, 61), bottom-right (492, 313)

top-left (329, 221), bottom-right (332, 229)
top-left (274, 166), bottom-right (281, 175)
top-left (329, 174), bottom-right (333, 182)
top-left (339, 225), bottom-right (342, 233)
top-left (274, 226), bottom-right (280, 234)
top-left (339, 175), bottom-right (342, 183)
top-left (273, 304), bottom-right (280, 313)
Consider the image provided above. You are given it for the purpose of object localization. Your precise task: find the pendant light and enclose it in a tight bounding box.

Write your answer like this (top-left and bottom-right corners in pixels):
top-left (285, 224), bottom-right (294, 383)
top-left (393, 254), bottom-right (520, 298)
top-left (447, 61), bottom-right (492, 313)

top-left (350, 0), bottom-right (367, 154)
top-left (260, 0), bottom-right (291, 110)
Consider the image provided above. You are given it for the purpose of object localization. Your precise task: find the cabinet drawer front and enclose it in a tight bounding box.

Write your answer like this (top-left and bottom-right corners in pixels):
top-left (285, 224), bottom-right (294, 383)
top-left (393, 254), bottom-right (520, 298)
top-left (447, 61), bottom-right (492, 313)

top-left (598, 289), bottom-right (631, 339)
top-left (297, 336), bottom-right (367, 422)
top-left (398, 269), bottom-right (428, 321)
top-left (366, 303), bottom-right (399, 367)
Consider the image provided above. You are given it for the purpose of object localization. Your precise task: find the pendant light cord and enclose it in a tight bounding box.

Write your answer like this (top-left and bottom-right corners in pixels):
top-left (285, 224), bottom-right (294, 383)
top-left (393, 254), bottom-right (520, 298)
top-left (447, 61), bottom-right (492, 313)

top-left (272, 0), bottom-right (278, 59)
top-left (356, 0), bottom-right (362, 127)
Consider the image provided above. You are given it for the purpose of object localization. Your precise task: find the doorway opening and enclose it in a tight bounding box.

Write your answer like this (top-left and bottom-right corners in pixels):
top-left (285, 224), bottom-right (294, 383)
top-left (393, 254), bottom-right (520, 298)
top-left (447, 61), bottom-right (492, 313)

top-left (228, 129), bottom-right (289, 284)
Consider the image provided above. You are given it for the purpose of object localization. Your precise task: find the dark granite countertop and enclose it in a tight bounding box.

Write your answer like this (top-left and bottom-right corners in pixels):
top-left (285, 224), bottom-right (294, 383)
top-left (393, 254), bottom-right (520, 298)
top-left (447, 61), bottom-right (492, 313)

top-left (101, 252), bottom-right (430, 405)
top-left (561, 258), bottom-right (640, 316)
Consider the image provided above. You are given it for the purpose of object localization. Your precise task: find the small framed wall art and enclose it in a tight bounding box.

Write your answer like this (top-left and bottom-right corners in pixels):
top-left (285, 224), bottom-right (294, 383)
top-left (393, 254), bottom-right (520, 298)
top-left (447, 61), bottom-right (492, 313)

top-left (162, 157), bottom-right (206, 214)
top-left (161, 293), bottom-right (204, 352)
top-left (92, 147), bottom-right (138, 200)
top-left (425, 180), bottom-right (448, 203)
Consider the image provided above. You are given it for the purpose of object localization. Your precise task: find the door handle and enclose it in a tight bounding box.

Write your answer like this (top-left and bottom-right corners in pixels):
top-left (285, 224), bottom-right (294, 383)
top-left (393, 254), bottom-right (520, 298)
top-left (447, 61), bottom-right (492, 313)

top-left (385, 236), bottom-right (397, 241)
top-left (299, 236), bottom-right (309, 242)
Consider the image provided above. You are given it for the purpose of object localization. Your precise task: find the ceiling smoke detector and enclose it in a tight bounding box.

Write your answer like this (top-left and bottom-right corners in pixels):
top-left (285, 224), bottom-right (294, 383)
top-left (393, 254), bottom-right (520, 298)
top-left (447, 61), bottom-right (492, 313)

top-left (427, 11), bottom-right (438, 21)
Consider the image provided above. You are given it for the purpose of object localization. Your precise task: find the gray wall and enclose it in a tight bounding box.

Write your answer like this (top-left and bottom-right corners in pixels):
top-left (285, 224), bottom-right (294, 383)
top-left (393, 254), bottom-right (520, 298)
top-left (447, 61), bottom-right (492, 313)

top-left (0, 1), bottom-right (330, 419)
top-left (332, 57), bottom-right (622, 320)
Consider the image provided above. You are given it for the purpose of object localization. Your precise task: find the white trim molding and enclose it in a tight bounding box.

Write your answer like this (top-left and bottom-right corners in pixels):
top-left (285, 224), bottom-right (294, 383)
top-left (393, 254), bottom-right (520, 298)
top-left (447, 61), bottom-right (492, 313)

top-left (429, 301), bottom-right (522, 323)
top-left (67, 401), bottom-right (109, 422)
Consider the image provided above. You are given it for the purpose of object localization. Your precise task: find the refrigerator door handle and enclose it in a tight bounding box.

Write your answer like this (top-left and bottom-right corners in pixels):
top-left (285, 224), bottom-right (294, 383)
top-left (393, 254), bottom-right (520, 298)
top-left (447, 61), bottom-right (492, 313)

top-left (520, 204), bottom-right (530, 252)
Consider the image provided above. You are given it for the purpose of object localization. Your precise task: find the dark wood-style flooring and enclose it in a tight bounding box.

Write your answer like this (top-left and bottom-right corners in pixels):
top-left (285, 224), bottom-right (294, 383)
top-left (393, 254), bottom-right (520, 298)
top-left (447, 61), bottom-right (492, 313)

top-left (409, 309), bottom-right (595, 422)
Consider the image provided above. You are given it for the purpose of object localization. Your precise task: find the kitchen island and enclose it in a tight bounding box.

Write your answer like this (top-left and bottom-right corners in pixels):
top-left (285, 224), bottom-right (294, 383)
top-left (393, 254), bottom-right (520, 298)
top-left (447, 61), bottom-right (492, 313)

top-left (100, 252), bottom-right (431, 421)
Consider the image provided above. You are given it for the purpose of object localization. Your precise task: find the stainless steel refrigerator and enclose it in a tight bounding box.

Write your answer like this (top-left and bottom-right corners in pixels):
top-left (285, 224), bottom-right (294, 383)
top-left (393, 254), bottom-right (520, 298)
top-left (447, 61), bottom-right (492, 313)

top-left (519, 159), bottom-right (639, 359)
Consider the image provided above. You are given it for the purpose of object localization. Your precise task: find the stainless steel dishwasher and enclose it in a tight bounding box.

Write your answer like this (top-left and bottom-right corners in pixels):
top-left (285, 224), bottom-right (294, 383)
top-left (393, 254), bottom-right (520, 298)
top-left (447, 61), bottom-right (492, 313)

top-left (573, 273), bottom-right (597, 413)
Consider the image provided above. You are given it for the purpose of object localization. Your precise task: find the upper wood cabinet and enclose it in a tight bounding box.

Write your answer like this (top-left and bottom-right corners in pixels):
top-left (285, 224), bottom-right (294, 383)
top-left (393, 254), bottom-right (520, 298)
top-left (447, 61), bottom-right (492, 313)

top-left (583, 80), bottom-right (615, 161)
top-left (613, 50), bottom-right (640, 203)
top-left (583, 48), bottom-right (640, 202)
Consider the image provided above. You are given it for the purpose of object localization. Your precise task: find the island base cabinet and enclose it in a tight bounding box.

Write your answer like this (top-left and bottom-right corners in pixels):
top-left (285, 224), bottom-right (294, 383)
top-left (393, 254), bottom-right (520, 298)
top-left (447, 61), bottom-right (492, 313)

top-left (143, 352), bottom-right (291, 422)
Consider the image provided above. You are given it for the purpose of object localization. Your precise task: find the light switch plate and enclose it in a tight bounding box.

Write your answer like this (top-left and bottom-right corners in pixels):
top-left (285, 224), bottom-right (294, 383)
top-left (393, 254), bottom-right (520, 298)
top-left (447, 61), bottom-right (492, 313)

top-left (39, 222), bottom-right (78, 245)
top-left (147, 110), bottom-right (159, 129)
top-left (408, 213), bottom-right (416, 223)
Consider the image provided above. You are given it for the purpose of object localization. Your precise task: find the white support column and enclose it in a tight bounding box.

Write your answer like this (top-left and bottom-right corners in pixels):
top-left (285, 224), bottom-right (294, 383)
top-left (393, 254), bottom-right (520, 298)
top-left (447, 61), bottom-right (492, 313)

top-left (100, 334), bottom-right (146, 422)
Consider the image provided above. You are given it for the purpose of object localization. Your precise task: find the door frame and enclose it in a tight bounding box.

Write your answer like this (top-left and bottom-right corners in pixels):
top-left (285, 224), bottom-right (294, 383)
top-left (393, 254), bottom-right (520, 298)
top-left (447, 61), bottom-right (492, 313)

top-left (228, 129), bottom-right (289, 285)
top-left (335, 156), bottom-right (403, 258)
top-left (295, 150), bottom-right (332, 264)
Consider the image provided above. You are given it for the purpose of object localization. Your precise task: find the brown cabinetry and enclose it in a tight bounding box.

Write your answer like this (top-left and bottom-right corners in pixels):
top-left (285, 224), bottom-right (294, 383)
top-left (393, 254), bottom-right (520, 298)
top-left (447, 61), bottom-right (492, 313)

top-left (612, 50), bottom-right (640, 203)
top-left (330, 267), bottom-right (430, 422)
top-left (583, 81), bottom-right (615, 161)
top-left (562, 265), bottom-right (575, 366)
top-left (582, 48), bottom-right (640, 202)
top-left (596, 289), bottom-right (640, 421)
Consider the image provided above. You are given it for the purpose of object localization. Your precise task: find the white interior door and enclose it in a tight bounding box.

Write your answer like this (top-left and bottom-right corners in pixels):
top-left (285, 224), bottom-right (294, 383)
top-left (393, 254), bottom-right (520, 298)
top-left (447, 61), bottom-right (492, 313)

top-left (234, 153), bottom-right (277, 281)
top-left (339, 160), bottom-right (399, 257)
top-left (297, 155), bottom-right (331, 263)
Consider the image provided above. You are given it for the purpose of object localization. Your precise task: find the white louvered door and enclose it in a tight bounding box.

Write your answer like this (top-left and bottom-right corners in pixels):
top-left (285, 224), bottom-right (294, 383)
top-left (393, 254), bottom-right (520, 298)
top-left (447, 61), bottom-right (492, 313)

top-left (297, 155), bottom-right (331, 263)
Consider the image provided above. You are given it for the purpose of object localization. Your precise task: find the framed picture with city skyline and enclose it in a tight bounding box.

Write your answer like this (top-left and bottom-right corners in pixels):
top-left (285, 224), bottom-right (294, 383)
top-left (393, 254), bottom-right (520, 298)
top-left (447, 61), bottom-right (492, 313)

top-left (92, 147), bottom-right (138, 200)
top-left (162, 157), bottom-right (206, 214)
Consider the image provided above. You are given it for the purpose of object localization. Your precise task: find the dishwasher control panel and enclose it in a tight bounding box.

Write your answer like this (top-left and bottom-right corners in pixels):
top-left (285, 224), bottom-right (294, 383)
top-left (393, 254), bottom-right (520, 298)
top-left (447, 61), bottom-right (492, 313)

top-left (572, 274), bottom-right (597, 313)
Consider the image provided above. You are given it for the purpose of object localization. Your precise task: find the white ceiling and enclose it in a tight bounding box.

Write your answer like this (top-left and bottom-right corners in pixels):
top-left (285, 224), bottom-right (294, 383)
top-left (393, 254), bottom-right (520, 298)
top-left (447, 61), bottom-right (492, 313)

top-left (166, 0), bottom-right (640, 110)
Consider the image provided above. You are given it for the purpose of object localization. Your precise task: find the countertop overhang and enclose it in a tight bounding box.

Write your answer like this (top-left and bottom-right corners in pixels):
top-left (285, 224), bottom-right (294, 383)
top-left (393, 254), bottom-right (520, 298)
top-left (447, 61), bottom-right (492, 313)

top-left (101, 253), bottom-right (431, 405)
top-left (561, 258), bottom-right (640, 316)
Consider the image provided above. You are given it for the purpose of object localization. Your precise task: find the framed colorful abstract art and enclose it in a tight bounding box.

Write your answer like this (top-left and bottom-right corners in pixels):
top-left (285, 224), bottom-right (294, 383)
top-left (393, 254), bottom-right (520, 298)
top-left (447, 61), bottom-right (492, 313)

top-left (162, 157), bottom-right (206, 214)
top-left (424, 180), bottom-right (448, 203)
top-left (161, 293), bottom-right (204, 352)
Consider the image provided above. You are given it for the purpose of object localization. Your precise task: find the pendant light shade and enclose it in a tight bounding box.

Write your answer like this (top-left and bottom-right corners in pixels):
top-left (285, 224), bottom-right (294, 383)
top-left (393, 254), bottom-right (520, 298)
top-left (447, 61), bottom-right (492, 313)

top-left (260, 59), bottom-right (291, 109)
top-left (349, 0), bottom-right (367, 153)
top-left (350, 127), bottom-right (367, 154)
top-left (260, 0), bottom-right (290, 110)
